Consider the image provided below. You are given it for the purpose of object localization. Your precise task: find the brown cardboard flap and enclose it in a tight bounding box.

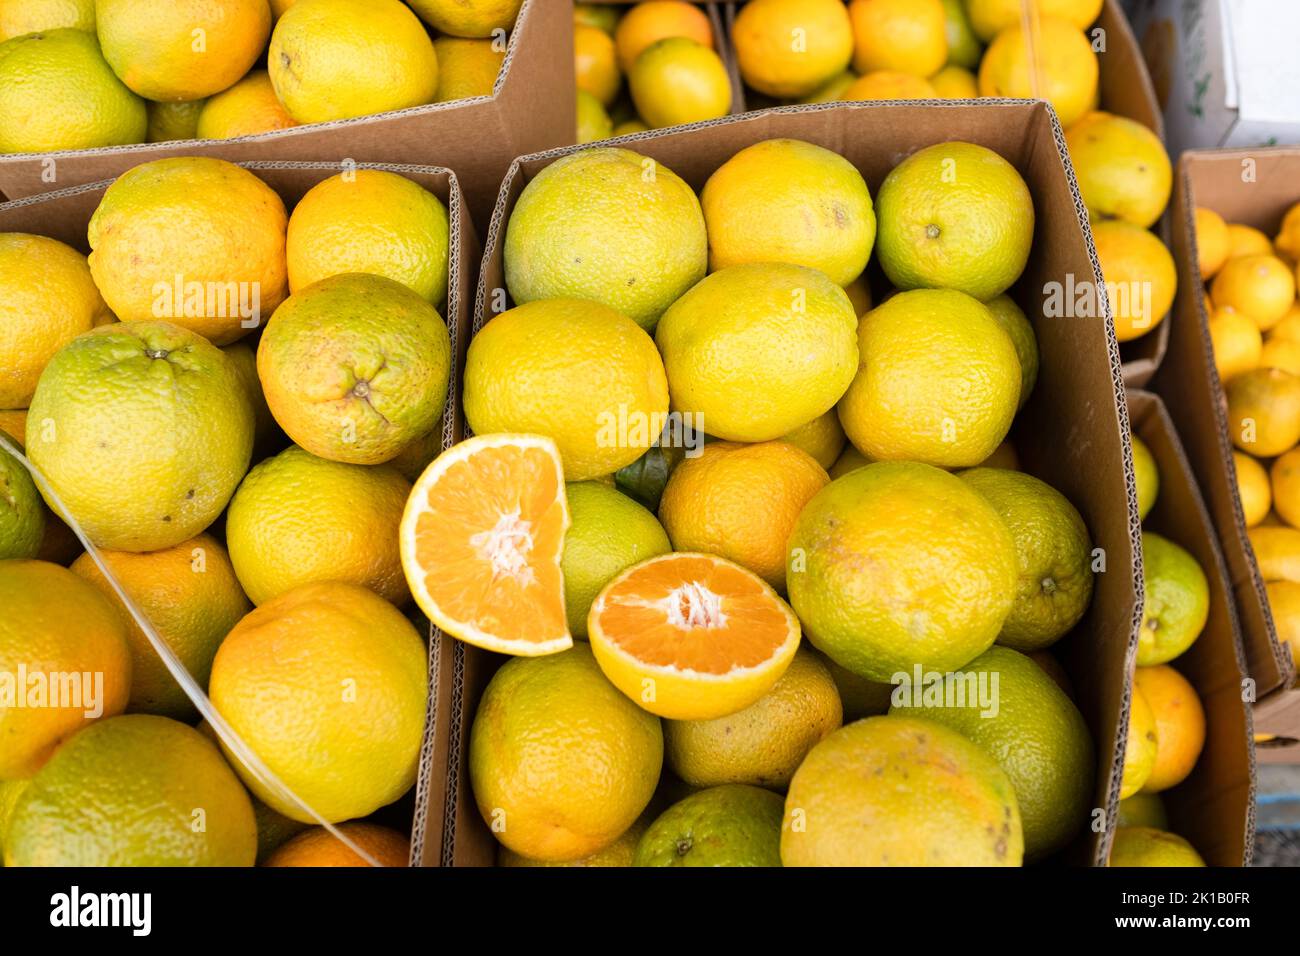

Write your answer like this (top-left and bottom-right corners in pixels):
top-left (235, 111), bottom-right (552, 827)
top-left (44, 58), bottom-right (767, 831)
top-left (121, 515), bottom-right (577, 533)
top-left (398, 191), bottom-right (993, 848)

top-left (0, 0), bottom-right (574, 226)
top-left (1152, 149), bottom-right (1300, 706)
top-left (0, 160), bottom-right (480, 868)
top-left (439, 100), bottom-right (1141, 867)
top-left (1126, 390), bottom-right (1254, 866)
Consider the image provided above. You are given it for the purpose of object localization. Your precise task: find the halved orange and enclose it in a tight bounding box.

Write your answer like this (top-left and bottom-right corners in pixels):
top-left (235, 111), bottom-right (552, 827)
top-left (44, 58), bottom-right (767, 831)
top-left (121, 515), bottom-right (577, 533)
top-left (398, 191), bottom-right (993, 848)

top-left (587, 552), bottom-right (801, 719)
top-left (400, 434), bottom-right (572, 656)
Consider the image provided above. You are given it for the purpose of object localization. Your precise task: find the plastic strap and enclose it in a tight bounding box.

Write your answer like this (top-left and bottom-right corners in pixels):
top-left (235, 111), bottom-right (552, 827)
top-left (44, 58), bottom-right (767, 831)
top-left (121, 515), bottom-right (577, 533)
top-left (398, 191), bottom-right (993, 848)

top-left (0, 434), bottom-right (385, 867)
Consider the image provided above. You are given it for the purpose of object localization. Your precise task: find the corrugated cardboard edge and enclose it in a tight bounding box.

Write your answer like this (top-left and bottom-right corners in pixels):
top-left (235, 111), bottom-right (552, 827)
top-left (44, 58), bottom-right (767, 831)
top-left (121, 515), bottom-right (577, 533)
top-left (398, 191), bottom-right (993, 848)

top-left (0, 159), bottom-right (479, 868)
top-left (0, 0), bottom-right (575, 223)
top-left (446, 99), bottom-right (1143, 868)
top-left (1127, 389), bottom-right (1256, 866)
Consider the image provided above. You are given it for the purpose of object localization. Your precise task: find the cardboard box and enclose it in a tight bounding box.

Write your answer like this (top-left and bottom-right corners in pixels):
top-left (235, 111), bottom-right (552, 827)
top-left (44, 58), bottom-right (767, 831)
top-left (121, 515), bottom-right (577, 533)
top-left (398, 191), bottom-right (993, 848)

top-left (1150, 148), bottom-right (1300, 760)
top-left (432, 101), bottom-right (1142, 867)
top-left (0, 160), bottom-right (480, 867)
top-left (1130, 0), bottom-right (1300, 155)
top-left (716, 1), bottom-right (1169, 388)
top-left (1126, 389), bottom-right (1254, 866)
top-left (0, 0), bottom-right (573, 226)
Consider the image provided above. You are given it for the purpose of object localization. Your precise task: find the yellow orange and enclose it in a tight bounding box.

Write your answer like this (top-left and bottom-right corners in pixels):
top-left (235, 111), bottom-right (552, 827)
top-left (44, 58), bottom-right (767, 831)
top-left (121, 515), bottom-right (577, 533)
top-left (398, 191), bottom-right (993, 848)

top-left (1195, 207), bottom-right (1230, 278)
top-left (1211, 255), bottom-right (1296, 330)
top-left (731, 0), bottom-right (853, 99)
top-left (1091, 219), bottom-right (1177, 342)
top-left (433, 36), bottom-right (505, 101)
top-left (1235, 452), bottom-right (1271, 527)
top-left (1208, 307), bottom-right (1261, 381)
top-left (1225, 223), bottom-right (1273, 260)
top-left (196, 70), bottom-right (297, 139)
top-left (658, 441), bottom-right (828, 589)
top-left (848, 0), bottom-right (946, 78)
top-left (978, 17), bottom-right (1098, 128)
top-left (844, 70), bottom-right (936, 100)
top-left (931, 64), bottom-right (978, 99)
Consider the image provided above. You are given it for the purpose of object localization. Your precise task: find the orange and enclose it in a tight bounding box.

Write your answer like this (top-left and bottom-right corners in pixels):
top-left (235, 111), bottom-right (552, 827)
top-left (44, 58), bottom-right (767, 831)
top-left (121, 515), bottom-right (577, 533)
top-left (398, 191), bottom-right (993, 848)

top-left (1225, 223), bottom-right (1273, 260)
top-left (1271, 303), bottom-right (1300, 343)
top-left (978, 17), bottom-right (1098, 128)
top-left (658, 441), bottom-right (828, 590)
top-left (400, 433), bottom-right (571, 656)
top-left (1090, 220), bottom-right (1177, 342)
top-left (701, 138), bottom-right (877, 288)
top-left (1211, 255), bottom-right (1296, 330)
top-left (210, 581), bottom-right (428, 823)
top-left (226, 445), bottom-right (411, 606)
top-left (1261, 337), bottom-right (1300, 376)
top-left (96, 0), bottom-right (270, 101)
top-left (1235, 451), bottom-right (1272, 527)
top-left (588, 552), bottom-right (802, 720)
top-left (780, 715), bottom-right (1024, 866)
top-left (0, 560), bottom-right (132, 778)
top-left (0, 0), bottom-right (95, 41)
top-left (270, 0), bottom-right (438, 123)
top-left (4, 714), bottom-right (256, 866)
top-left (576, 89), bottom-right (613, 143)
top-left (464, 297), bottom-right (670, 478)
top-left (0, 29), bottom-right (146, 153)
top-left (1271, 447), bottom-right (1300, 527)
top-left (614, 0), bottom-right (713, 72)
top-left (1110, 826), bottom-right (1205, 867)
top-left (848, 0), bottom-right (946, 78)
top-left (930, 64), bottom-right (978, 99)
top-left (575, 23), bottom-right (621, 106)
top-left (1276, 202), bottom-right (1300, 263)
top-left (26, 321), bottom-right (254, 553)
top-left (407, 0), bottom-right (522, 38)
top-left (469, 644), bottom-right (662, 861)
top-left (843, 70), bottom-right (936, 100)
top-left (1064, 111), bottom-right (1172, 228)
top-left (146, 98), bottom-right (204, 142)
top-left (731, 0), bottom-right (853, 99)
top-left (87, 157), bottom-right (288, 345)
top-left (1195, 207), bottom-right (1230, 278)
top-left (196, 70), bottom-right (297, 139)
top-left (258, 273), bottom-right (451, 465)
top-left (286, 169), bottom-right (450, 303)
top-left (264, 823), bottom-right (410, 867)
top-left (1120, 683), bottom-right (1158, 799)
top-left (0, 233), bottom-right (110, 408)
top-left (781, 409), bottom-right (848, 469)
top-left (966, 0), bottom-right (1103, 41)
top-left (1226, 368), bottom-right (1300, 456)
top-left (433, 36), bottom-right (505, 101)
top-left (629, 37), bottom-right (731, 128)
top-left (1208, 307), bottom-right (1262, 381)
top-left (71, 533), bottom-right (251, 719)
top-left (1135, 664), bottom-right (1206, 793)
top-left (1266, 580), bottom-right (1300, 666)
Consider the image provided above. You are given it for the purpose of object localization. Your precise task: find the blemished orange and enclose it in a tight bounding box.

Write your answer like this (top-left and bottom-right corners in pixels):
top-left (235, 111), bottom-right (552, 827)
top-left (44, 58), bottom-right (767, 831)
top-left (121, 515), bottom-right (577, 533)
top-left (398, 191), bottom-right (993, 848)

top-left (1135, 664), bottom-right (1206, 793)
top-left (0, 560), bottom-right (132, 779)
top-left (844, 71), bottom-right (936, 101)
top-left (587, 552), bottom-right (802, 720)
top-left (575, 24), bottom-right (621, 106)
top-left (848, 0), bottom-right (947, 78)
top-left (400, 433), bottom-right (571, 656)
top-left (1211, 255), bottom-right (1296, 330)
top-left (731, 0), bottom-right (853, 99)
top-left (657, 441), bottom-right (829, 590)
top-left (1195, 207), bottom-right (1230, 278)
top-left (264, 823), bottom-right (410, 867)
top-left (614, 0), bottom-right (713, 71)
top-left (196, 71), bottom-right (297, 139)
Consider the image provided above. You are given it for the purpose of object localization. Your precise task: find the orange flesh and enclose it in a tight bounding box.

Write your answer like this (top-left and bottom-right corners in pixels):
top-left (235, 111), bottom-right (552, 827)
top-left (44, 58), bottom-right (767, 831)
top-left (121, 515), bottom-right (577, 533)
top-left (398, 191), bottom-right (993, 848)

top-left (594, 555), bottom-right (793, 673)
top-left (412, 444), bottom-right (566, 641)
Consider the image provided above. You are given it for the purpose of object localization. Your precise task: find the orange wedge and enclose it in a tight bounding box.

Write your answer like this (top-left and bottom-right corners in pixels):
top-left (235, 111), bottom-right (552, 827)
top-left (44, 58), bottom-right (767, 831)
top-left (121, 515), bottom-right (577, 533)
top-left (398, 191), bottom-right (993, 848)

top-left (588, 552), bottom-right (801, 720)
top-left (400, 433), bottom-right (572, 656)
